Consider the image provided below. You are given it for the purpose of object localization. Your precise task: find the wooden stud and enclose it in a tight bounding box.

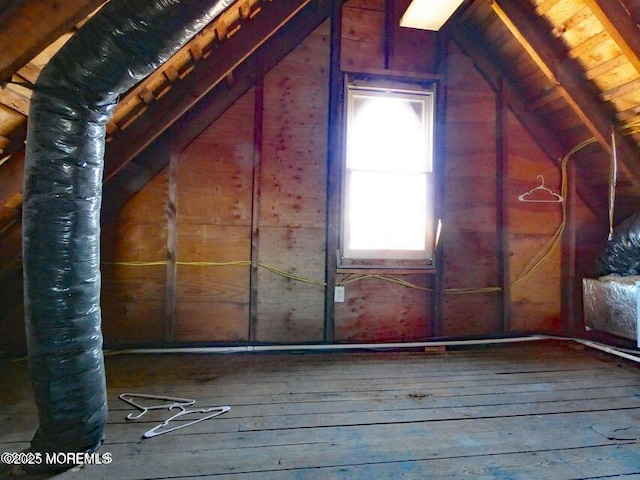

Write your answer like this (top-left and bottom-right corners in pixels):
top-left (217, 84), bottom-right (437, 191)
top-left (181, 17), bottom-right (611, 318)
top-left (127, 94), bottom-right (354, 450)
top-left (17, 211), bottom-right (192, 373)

top-left (562, 156), bottom-right (577, 334)
top-left (250, 73), bottom-right (265, 342)
top-left (496, 77), bottom-right (511, 333)
top-left (384, 0), bottom-right (394, 70)
top-left (432, 49), bottom-right (449, 338)
top-left (165, 134), bottom-right (178, 342)
top-left (324, 0), bottom-right (343, 343)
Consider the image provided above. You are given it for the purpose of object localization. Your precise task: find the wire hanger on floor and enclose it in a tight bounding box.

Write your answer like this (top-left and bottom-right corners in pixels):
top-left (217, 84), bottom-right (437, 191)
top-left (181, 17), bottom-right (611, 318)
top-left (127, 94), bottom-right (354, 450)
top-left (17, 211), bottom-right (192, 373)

top-left (518, 175), bottom-right (563, 203)
top-left (143, 405), bottom-right (231, 438)
top-left (119, 393), bottom-right (196, 420)
top-left (119, 392), bottom-right (231, 438)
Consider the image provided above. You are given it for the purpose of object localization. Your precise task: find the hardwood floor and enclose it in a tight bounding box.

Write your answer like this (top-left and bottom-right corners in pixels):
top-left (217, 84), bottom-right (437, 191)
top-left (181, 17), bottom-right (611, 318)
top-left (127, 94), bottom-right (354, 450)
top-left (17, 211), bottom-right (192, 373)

top-left (2, 340), bottom-right (640, 479)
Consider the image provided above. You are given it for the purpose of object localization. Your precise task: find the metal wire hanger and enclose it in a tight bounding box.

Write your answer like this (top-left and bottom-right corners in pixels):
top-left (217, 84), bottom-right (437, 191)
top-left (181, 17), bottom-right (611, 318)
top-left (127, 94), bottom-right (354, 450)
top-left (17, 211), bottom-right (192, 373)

top-left (517, 175), bottom-right (563, 203)
top-left (119, 392), bottom-right (231, 438)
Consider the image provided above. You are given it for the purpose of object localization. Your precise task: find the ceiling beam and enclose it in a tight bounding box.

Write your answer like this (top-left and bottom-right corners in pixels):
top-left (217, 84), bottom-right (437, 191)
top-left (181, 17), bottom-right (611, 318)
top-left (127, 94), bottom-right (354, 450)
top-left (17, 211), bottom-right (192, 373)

top-left (490, 0), bottom-right (640, 189)
top-left (451, 23), bottom-right (607, 220)
top-left (0, 0), bottom-right (106, 85)
top-left (103, 0), bottom-right (336, 221)
top-left (583, 0), bottom-right (640, 76)
top-left (104, 0), bottom-right (314, 182)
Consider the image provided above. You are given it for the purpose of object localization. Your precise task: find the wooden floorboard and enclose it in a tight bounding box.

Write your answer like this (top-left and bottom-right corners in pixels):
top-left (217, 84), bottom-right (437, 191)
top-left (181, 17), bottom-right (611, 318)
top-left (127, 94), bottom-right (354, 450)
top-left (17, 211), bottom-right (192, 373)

top-left (1, 340), bottom-right (639, 479)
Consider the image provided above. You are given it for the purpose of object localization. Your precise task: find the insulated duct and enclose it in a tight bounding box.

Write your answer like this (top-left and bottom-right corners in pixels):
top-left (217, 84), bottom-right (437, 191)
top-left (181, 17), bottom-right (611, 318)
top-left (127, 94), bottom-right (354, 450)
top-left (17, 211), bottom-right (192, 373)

top-left (22, 0), bottom-right (232, 469)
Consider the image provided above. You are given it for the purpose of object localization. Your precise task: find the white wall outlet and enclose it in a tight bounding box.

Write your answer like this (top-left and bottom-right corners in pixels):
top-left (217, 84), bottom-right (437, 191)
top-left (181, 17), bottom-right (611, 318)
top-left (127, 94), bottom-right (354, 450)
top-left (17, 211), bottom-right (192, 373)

top-left (334, 286), bottom-right (345, 303)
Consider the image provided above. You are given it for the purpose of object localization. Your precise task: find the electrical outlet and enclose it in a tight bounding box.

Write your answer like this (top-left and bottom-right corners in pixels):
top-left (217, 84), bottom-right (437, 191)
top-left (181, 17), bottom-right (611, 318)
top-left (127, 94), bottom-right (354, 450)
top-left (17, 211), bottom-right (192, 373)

top-left (334, 286), bottom-right (345, 303)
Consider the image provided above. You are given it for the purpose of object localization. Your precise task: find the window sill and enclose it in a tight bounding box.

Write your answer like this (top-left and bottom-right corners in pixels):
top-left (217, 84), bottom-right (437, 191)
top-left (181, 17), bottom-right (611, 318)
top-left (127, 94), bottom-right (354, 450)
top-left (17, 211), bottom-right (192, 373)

top-left (337, 265), bottom-right (436, 275)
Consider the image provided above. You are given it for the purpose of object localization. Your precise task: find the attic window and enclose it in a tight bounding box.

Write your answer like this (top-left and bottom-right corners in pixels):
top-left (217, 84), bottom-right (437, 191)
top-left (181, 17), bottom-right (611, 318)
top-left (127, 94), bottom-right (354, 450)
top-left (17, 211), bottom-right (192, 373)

top-left (341, 80), bottom-right (436, 268)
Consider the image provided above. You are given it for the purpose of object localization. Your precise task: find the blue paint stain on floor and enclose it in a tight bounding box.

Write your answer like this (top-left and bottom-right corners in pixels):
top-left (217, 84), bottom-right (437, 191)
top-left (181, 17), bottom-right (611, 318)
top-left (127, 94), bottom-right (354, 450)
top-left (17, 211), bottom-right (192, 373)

top-left (484, 466), bottom-right (519, 480)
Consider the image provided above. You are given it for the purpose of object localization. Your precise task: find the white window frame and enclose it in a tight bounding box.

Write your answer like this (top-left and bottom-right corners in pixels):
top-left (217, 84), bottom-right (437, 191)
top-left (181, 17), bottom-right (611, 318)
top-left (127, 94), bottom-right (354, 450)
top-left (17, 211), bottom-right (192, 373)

top-left (340, 79), bottom-right (436, 268)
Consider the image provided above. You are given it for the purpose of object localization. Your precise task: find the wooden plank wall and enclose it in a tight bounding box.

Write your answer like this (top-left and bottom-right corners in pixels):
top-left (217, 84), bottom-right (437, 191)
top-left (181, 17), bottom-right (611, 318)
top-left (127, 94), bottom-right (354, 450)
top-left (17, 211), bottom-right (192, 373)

top-left (441, 49), bottom-right (501, 336)
top-left (175, 91), bottom-right (255, 342)
top-left (101, 171), bottom-right (169, 345)
top-left (256, 20), bottom-right (330, 342)
top-left (0, 0), bottom-right (608, 354)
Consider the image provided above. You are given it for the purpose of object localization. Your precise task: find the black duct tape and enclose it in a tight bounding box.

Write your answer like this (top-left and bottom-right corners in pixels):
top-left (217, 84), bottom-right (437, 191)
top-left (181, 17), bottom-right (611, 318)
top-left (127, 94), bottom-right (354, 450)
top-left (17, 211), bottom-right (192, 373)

top-left (21, 0), bottom-right (233, 469)
top-left (596, 213), bottom-right (640, 277)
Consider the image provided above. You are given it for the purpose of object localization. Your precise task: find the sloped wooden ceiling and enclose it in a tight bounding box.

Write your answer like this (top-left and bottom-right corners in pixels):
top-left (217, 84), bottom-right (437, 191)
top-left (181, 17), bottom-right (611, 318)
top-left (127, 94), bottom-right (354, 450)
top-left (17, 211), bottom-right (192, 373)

top-left (452, 0), bottom-right (640, 221)
top-left (1, 0), bottom-right (640, 251)
top-left (0, 0), bottom-right (335, 233)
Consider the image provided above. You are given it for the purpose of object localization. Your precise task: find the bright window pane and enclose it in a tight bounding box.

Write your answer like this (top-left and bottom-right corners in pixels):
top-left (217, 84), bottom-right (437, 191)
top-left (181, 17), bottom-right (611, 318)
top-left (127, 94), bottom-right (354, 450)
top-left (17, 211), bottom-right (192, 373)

top-left (347, 96), bottom-right (429, 173)
top-left (349, 172), bottom-right (426, 251)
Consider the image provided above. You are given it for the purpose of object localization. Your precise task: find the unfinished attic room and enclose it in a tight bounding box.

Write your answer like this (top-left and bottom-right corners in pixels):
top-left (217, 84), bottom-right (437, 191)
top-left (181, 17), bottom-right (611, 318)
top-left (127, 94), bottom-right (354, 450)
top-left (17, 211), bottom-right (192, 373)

top-left (3, 0), bottom-right (640, 477)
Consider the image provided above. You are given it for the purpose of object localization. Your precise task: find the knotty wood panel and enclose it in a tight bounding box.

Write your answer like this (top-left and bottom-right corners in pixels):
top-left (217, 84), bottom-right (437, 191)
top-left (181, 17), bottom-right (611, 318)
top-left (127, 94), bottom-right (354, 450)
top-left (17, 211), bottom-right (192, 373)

top-left (101, 170), bottom-right (168, 345)
top-left (254, 23), bottom-right (328, 342)
top-left (442, 51), bottom-right (500, 335)
top-left (390, 0), bottom-right (438, 73)
top-left (177, 91), bottom-right (255, 227)
top-left (341, 0), bottom-right (385, 71)
top-left (507, 111), bottom-right (562, 332)
top-left (174, 93), bottom-right (255, 342)
top-left (260, 22), bottom-right (329, 229)
top-left (335, 274), bottom-right (432, 342)
top-left (174, 225), bottom-right (251, 342)
top-left (256, 226), bottom-right (325, 342)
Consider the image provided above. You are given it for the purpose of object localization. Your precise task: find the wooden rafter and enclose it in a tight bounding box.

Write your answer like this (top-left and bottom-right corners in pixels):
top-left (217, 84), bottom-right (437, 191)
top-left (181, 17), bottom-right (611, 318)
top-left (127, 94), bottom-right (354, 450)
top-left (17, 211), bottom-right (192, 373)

top-left (104, 0), bottom-right (313, 182)
top-left (489, 0), bottom-right (640, 189)
top-left (583, 0), bottom-right (640, 76)
top-left (451, 24), bottom-right (607, 220)
top-left (0, 0), bottom-right (106, 84)
top-left (103, 0), bottom-right (337, 220)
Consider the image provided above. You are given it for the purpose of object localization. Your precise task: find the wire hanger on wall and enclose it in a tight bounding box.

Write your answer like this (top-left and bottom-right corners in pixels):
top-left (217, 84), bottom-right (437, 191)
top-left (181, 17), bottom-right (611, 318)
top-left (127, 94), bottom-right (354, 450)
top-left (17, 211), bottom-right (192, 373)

top-left (518, 175), bottom-right (563, 203)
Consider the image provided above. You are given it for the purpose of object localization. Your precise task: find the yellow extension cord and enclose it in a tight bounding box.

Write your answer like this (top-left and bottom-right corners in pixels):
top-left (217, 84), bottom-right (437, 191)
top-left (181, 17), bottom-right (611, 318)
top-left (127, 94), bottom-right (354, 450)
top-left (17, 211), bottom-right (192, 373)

top-left (105, 121), bottom-right (640, 295)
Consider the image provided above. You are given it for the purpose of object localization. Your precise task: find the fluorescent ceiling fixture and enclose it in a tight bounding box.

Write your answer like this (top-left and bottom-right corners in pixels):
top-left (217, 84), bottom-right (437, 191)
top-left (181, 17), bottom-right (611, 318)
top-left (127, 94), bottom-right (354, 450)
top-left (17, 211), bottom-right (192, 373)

top-left (400, 0), bottom-right (465, 31)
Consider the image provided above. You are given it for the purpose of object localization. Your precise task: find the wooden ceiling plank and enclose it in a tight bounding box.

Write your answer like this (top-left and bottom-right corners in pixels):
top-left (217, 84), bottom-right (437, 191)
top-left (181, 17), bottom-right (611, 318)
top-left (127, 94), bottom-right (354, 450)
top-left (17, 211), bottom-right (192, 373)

top-left (491, 0), bottom-right (640, 189)
top-left (601, 77), bottom-right (640, 102)
top-left (551, 6), bottom-right (592, 38)
top-left (458, 0), bottom-right (487, 23)
top-left (534, 0), bottom-right (563, 17)
top-left (104, 0), bottom-right (315, 182)
top-left (530, 87), bottom-right (564, 110)
top-left (583, 0), bottom-right (640, 76)
top-left (0, 0), bottom-right (106, 84)
top-left (585, 54), bottom-right (629, 80)
top-left (567, 30), bottom-right (609, 60)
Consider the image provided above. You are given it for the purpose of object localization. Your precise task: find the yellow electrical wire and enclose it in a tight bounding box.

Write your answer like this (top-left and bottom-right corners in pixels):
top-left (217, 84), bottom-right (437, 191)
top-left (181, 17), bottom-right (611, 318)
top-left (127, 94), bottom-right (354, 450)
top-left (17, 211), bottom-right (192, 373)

top-left (258, 263), bottom-right (326, 287)
top-left (178, 261), bottom-right (251, 267)
top-left (103, 122), bottom-right (637, 295)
